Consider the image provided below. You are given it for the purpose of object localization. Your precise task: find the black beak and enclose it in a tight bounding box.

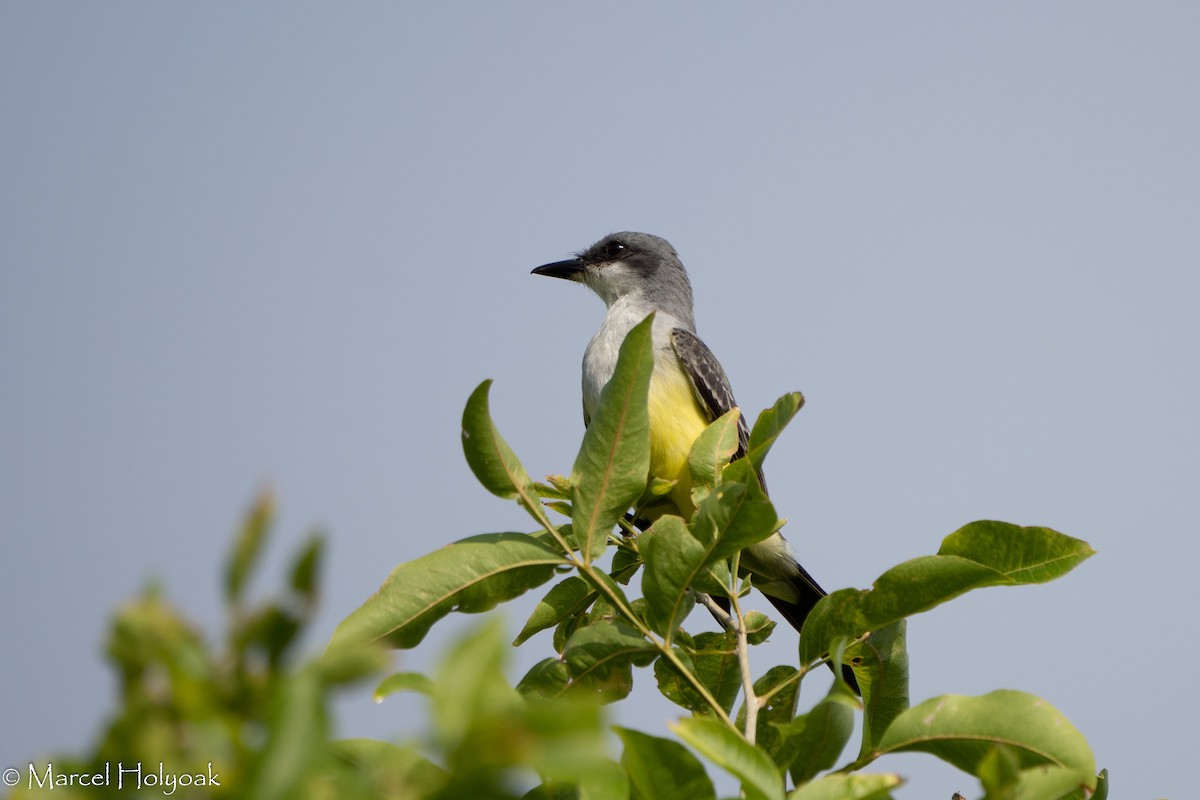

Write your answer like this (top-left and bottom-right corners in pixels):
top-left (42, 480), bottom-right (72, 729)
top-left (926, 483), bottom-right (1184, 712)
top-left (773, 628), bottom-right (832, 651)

top-left (531, 258), bottom-right (586, 281)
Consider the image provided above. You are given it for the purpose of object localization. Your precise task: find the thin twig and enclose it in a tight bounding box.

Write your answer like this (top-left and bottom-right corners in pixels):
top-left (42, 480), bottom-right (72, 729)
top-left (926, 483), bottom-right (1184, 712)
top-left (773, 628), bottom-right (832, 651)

top-left (697, 592), bottom-right (736, 630)
top-left (514, 495), bottom-right (738, 731)
top-left (728, 588), bottom-right (759, 745)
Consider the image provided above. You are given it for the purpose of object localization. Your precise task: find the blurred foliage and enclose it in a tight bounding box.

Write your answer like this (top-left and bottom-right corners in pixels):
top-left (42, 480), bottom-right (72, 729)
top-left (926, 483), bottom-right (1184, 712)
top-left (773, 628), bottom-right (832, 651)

top-left (8, 491), bottom-right (398, 799)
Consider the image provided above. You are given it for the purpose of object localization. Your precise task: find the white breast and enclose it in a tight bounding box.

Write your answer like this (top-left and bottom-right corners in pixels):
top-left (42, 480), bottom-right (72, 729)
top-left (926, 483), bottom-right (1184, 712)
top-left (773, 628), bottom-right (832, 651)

top-left (581, 297), bottom-right (683, 419)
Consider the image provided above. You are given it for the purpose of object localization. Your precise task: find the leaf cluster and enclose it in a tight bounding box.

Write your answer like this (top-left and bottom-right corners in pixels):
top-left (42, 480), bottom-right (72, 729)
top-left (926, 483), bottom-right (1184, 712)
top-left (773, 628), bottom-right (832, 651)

top-left (329, 314), bottom-right (1108, 800)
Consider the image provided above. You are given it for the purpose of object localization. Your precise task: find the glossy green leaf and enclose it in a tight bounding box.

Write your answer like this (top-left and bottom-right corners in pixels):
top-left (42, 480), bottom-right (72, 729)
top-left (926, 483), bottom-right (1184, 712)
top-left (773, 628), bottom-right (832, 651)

top-left (672, 716), bottom-right (784, 800)
top-left (875, 690), bottom-right (1096, 790)
top-left (571, 313), bottom-right (654, 563)
top-left (611, 545), bottom-right (643, 585)
top-left (848, 621), bottom-right (909, 761)
top-left (938, 520), bottom-right (1096, 583)
top-left (536, 479), bottom-right (572, 500)
top-left (462, 380), bottom-right (538, 502)
top-left (563, 620), bottom-right (657, 702)
top-left (780, 685), bottom-right (856, 786)
top-left (584, 569), bottom-right (634, 619)
top-left (654, 632), bottom-right (741, 715)
top-left (640, 514), bottom-right (704, 637)
top-left (691, 474), bottom-right (778, 566)
top-left (744, 610), bottom-right (777, 645)
top-left (737, 666), bottom-right (799, 764)
top-left (800, 522), bottom-right (1094, 667)
top-left (517, 657), bottom-right (572, 701)
top-left (999, 765), bottom-right (1101, 800)
top-left (616, 727), bottom-right (717, 800)
top-left (688, 408), bottom-right (742, 501)
top-left (516, 576), bottom-right (597, 645)
top-left (786, 773), bottom-right (901, 800)
top-left (373, 671), bottom-right (434, 701)
top-left (978, 743), bottom-right (1022, 798)
top-left (329, 533), bottom-right (566, 651)
top-left (745, 392), bottom-right (804, 474)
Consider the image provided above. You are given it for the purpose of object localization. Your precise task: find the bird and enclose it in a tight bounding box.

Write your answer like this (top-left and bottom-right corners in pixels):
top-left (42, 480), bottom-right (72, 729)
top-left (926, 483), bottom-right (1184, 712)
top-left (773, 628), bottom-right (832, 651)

top-left (532, 231), bottom-right (858, 692)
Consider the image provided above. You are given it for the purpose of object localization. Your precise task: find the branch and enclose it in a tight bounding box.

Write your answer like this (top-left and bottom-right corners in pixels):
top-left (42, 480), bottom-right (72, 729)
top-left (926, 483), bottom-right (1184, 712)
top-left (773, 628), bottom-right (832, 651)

top-left (728, 589), bottom-right (759, 745)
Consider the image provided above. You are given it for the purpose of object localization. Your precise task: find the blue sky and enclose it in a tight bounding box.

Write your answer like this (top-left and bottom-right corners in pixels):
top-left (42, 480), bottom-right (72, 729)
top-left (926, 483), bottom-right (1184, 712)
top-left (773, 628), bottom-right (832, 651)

top-left (2, 4), bottom-right (1196, 797)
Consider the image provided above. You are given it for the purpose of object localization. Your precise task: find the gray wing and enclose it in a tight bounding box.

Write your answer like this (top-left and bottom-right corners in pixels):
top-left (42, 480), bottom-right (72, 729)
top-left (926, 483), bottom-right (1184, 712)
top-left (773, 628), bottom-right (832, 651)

top-left (669, 328), bottom-right (760, 486)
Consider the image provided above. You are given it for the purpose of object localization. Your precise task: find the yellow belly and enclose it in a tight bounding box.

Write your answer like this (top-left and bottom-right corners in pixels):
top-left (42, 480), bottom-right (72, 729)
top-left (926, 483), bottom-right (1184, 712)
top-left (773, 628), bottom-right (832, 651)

top-left (647, 359), bottom-right (711, 517)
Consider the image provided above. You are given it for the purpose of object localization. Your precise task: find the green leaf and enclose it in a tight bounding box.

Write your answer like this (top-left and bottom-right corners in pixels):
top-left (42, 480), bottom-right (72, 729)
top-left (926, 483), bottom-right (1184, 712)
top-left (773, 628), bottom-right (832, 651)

top-left (654, 632), bottom-right (741, 715)
top-left (938, 520), bottom-right (1096, 583)
top-left (562, 620), bottom-right (657, 702)
top-left (616, 727), bottom-right (717, 800)
top-left (570, 759), bottom-right (631, 800)
top-left (996, 765), bottom-right (1102, 800)
top-left (517, 657), bottom-right (572, 701)
top-left (687, 408), bottom-right (742, 501)
top-left (462, 379), bottom-right (539, 502)
top-left (737, 666), bottom-right (800, 765)
top-left (847, 621), bottom-right (909, 761)
top-left (288, 533), bottom-right (324, 602)
top-left (373, 671), bottom-right (434, 701)
top-left (744, 610), bottom-right (777, 645)
top-left (571, 313), bottom-right (654, 563)
top-left (554, 611), bottom-right (586, 654)
top-left (516, 577), bottom-right (597, 645)
top-left (780, 684), bottom-right (856, 786)
top-left (332, 739), bottom-right (449, 797)
top-left (248, 666), bottom-right (328, 800)
top-left (876, 690), bottom-right (1097, 790)
top-left (672, 717), bottom-right (784, 800)
top-left (611, 545), bottom-right (643, 585)
top-left (523, 699), bottom-right (622, 799)
top-left (640, 514), bottom-right (705, 637)
top-left (430, 618), bottom-right (522, 747)
top-left (786, 773), bottom-right (902, 800)
top-left (583, 569), bottom-right (634, 621)
top-left (329, 533), bottom-right (566, 650)
top-left (641, 477), bottom-right (776, 637)
top-left (313, 639), bottom-right (389, 685)
top-left (978, 743), bottom-right (1022, 798)
top-left (691, 471), bottom-right (779, 566)
top-left (536, 478), bottom-right (572, 500)
top-left (236, 603), bottom-right (303, 668)
top-left (800, 522), bottom-right (1094, 668)
top-left (745, 392), bottom-right (804, 474)
top-left (225, 488), bottom-right (274, 606)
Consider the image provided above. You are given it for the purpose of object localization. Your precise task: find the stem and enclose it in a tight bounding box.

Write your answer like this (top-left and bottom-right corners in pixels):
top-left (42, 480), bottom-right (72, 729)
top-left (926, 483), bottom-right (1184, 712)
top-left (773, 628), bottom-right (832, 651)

top-left (575, 561), bottom-right (738, 732)
top-left (514, 491), bottom-right (737, 730)
top-left (517, 490), bottom-right (575, 558)
top-left (728, 588), bottom-right (759, 745)
top-left (697, 593), bottom-right (735, 629)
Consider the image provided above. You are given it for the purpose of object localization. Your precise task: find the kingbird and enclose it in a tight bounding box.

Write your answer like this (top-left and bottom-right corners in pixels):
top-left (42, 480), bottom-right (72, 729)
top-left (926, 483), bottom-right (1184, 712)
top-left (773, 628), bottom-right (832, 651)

top-left (533, 231), bottom-right (857, 690)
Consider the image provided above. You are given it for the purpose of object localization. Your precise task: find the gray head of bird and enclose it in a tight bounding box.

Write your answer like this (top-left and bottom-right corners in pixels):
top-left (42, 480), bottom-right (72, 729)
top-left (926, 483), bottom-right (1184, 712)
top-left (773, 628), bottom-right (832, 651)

top-left (531, 232), bottom-right (695, 318)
